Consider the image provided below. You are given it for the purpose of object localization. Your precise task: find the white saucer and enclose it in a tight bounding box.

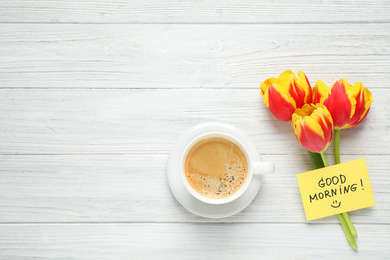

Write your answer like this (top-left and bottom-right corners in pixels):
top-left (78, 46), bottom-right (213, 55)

top-left (167, 122), bottom-right (263, 218)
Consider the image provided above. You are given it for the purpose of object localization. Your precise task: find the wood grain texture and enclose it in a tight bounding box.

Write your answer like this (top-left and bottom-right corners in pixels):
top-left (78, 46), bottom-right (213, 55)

top-left (1, 1), bottom-right (389, 257)
top-left (0, 0), bottom-right (389, 23)
top-left (0, 88), bottom-right (387, 155)
top-left (0, 223), bottom-right (389, 259)
top-left (0, 154), bottom-right (387, 223)
top-left (1, 24), bottom-right (389, 89)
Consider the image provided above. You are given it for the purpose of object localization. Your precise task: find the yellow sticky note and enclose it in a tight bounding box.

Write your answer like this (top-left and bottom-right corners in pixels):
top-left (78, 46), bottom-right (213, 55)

top-left (296, 158), bottom-right (375, 221)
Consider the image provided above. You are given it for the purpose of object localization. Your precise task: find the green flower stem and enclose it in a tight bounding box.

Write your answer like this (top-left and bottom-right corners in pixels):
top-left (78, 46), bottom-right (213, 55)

top-left (319, 152), bottom-right (358, 250)
top-left (343, 212), bottom-right (358, 239)
top-left (320, 152), bottom-right (329, 167)
top-left (337, 214), bottom-right (359, 249)
top-left (334, 128), bottom-right (358, 239)
top-left (334, 129), bottom-right (341, 164)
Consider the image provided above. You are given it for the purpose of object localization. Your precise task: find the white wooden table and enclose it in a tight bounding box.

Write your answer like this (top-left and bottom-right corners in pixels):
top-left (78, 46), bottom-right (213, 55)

top-left (1, 1), bottom-right (389, 259)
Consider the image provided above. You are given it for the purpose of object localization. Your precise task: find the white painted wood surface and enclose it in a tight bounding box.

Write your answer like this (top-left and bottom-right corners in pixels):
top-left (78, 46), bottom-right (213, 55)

top-left (1, 24), bottom-right (389, 89)
top-left (1, 1), bottom-right (389, 259)
top-left (0, 224), bottom-right (388, 259)
top-left (1, 0), bottom-right (389, 23)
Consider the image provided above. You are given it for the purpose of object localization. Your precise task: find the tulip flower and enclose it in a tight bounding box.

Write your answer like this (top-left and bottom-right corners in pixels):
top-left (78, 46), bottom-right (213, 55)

top-left (291, 104), bottom-right (333, 153)
top-left (261, 70), bottom-right (312, 121)
top-left (312, 79), bottom-right (373, 129)
top-left (313, 78), bottom-right (373, 165)
top-left (260, 71), bottom-right (373, 250)
top-left (312, 78), bottom-right (373, 248)
top-left (292, 103), bottom-right (358, 249)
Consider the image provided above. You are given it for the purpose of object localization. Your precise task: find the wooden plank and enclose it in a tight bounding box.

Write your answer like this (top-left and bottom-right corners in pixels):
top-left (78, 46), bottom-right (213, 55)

top-left (0, 24), bottom-right (389, 89)
top-left (0, 154), bottom-right (387, 223)
top-left (0, 223), bottom-right (388, 258)
top-left (0, 1), bottom-right (389, 23)
top-left (0, 88), bottom-right (387, 155)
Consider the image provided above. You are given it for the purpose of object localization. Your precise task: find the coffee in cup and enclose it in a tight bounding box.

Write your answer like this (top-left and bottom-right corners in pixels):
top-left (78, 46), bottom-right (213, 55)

top-left (184, 137), bottom-right (248, 199)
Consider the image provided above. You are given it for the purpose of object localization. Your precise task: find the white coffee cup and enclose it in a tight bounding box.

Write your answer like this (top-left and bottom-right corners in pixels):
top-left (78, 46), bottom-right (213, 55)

top-left (181, 128), bottom-right (274, 205)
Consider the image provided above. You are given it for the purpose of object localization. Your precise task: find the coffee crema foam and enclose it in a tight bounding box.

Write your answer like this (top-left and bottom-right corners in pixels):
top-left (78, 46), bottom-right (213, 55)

top-left (184, 137), bottom-right (248, 199)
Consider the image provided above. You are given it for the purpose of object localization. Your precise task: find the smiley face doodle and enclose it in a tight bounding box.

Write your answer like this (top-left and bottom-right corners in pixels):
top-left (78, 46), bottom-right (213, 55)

top-left (331, 200), bottom-right (341, 208)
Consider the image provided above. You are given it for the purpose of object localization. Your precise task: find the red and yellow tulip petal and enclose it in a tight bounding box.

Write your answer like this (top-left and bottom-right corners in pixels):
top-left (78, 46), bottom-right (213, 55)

top-left (292, 104), bottom-right (333, 153)
top-left (284, 71), bottom-right (312, 108)
top-left (312, 106), bottom-right (333, 144)
top-left (289, 80), bottom-right (306, 109)
top-left (296, 117), bottom-right (326, 153)
top-left (323, 79), bottom-right (355, 129)
top-left (361, 87), bottom-right (374, 117)
top-left (345, 82), bottom-right (365, 128)
top-left (313, 79), bottom-right (373, 129)
top-left (260, 70), bottom-right (313, 121)
top-left (313, 80), bottom-right (331, 104)
top-left (260, 78), bottom-right (278, 96)
top-left (277, 70), bottom-right (293, 79)
top-left (297, 71), bottom-right (312, 104)
top-left (266, 84), bottom-right (297, 121)
top-left (345, 86), bottom-right (373, 128)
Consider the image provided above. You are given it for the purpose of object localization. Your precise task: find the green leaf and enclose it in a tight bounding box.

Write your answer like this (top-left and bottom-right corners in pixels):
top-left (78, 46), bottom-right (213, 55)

top-left (307, 151), bottom-right (325, 169)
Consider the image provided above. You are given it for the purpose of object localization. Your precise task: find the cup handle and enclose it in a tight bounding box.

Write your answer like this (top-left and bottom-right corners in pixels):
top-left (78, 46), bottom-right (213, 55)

top-left (253, 162), bottom-right (275, 175)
